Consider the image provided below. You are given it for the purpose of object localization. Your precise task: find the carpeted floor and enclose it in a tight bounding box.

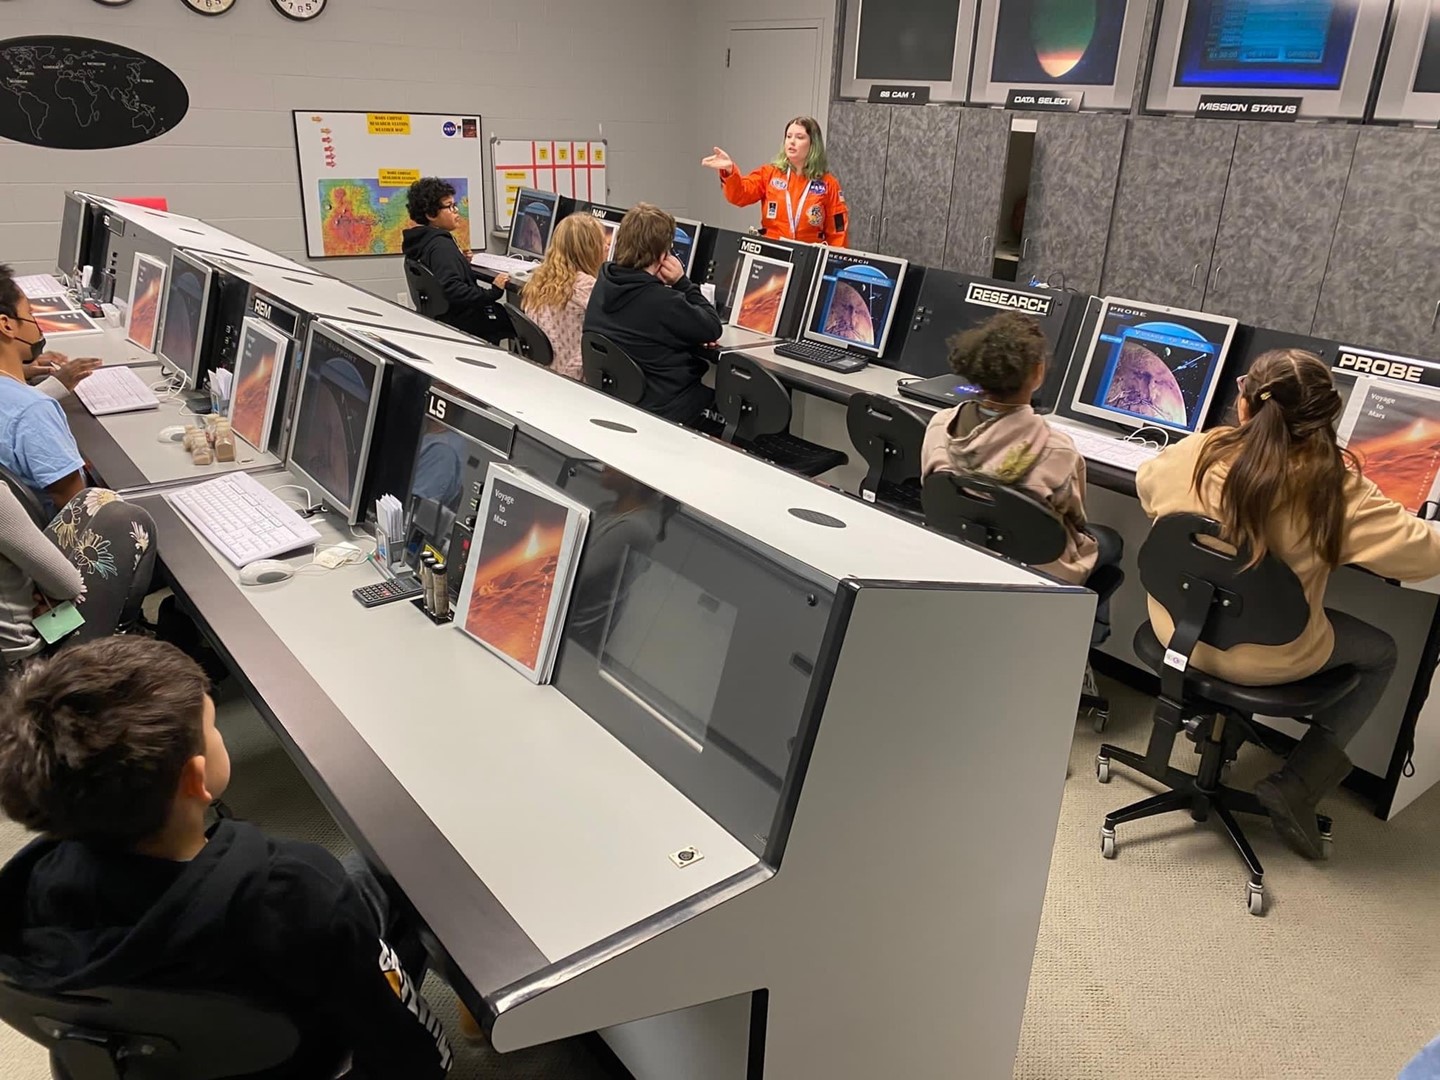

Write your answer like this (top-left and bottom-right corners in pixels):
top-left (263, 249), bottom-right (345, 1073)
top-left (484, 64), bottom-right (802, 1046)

top-left (2, 675), bottom-right (1437, 1079)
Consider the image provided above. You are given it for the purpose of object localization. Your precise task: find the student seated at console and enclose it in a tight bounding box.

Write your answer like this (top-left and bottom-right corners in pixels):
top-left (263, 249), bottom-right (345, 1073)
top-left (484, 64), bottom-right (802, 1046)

top-left (0, 638), bottom-right (454, 1077)
top-left (0, 486), bottom-right (155, 664)
top-left (520, 214), bottom-right (606, 381)
top-left (920, 311), bottom-right (1117, 585)
top-left (0, 266), bottom-right (89, 505)
top-left (402, 177), bottom-right (514, 346)
top-left (584, 203), bottom-right (722, 427)
top-left (1137, 349), bottom-right (1440, 858)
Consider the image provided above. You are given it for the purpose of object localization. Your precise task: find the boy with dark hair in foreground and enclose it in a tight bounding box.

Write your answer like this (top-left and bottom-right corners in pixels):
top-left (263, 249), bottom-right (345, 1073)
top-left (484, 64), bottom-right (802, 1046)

top-left (0, 637), bottom-right (452, 1078)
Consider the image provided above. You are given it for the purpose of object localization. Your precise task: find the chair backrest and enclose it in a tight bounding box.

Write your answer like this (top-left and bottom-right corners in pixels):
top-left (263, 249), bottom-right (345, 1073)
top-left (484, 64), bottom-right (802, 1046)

top-left (714, 353), bottom-right (792, 444)
top-left (580, 332), bottom-right (646, 404)
top-left (845, 392), bottom-right (928, 499)
top-left (921, 470), bottom-right (1067, 567)
top-left (403, 259), bottom-right (449, 319)
top-left (0, 978), bottom-right (302, 1080)
top-left (1138, 513), bottom-right (1310, 655)
top-left (507, 304), bottom-right (555, 367)
top-left (0, 464), bottom-right (46, 529)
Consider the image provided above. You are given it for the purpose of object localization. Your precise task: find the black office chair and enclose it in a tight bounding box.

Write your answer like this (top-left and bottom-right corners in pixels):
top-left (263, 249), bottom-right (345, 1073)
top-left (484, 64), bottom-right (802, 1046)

top-left (846, 392), bottom-right (928, 519)
top-left (507, 305), bottom-right (554, 368)
top-left (581, 332), bottom-right (646, 405)
top-left (0, 463), bottom-right (47, 529)
top-left (0, 976), bottom-right (304, 1079)
top-left (1096, 513), bottom-right (1362, 916)
top-left (403, 259), bottom-right (449, 320)
top-left (714, 353), bottom-right (849, 479)
top-left (922, 470), bottom-right (1124, 730)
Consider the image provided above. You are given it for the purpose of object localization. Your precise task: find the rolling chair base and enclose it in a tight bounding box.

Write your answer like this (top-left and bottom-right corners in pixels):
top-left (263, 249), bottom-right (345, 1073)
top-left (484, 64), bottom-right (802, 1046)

top-left (1095, 717), bottom-right (1332, 916)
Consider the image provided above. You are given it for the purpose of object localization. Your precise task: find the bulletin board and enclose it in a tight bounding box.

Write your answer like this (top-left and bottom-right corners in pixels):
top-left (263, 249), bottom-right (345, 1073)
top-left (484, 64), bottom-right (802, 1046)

top-left (293, 111), bottom-right (487, 259)
top-left (491, 139), bottom-right (608, 230)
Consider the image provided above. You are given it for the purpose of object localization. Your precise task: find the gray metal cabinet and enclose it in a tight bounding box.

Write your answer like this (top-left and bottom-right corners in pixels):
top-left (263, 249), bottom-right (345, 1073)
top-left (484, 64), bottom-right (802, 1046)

top-left (942, 107), bottom-right (1011, 275)
top-left (1312, 128), bottom-right (1440, 357)
top-left (1100, 118), bottom-right (1237, 309)
top-left (879, 107), bottom-right (962, 265)
top-left (1202, 124), bottom-right (1358, 335)
top-left (826, 100), bottom-right (891, 253)
top-left (1017, 113), bottom-right (1127, 296)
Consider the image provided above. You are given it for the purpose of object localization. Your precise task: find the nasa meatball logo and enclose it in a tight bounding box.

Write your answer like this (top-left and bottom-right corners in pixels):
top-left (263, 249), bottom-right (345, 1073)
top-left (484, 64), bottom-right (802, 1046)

top-left (1336, 348), bottom-right (1433, 385)
top-left (808, 180), bottom-right (828, 195)
top-left (965, 283), bottom-right (1053, 317)
top-left (442, 121), bottom-right (458, 137)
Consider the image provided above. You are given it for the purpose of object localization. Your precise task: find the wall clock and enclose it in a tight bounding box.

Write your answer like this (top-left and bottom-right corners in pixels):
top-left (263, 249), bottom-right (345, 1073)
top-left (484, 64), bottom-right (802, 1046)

top-left (181, 0), bottom-right (237, 14)
top-left (271, 0), bottom-right (327, 19)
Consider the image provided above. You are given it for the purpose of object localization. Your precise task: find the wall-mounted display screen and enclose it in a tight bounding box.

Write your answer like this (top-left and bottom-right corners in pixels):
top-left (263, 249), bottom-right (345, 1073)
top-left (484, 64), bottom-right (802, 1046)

top-left (1374, 0), bottom-right (1440, 122)
top-left (970, 0), bottom-right (1148, 108)
top-left (840, 0), bottom-right (979, 101)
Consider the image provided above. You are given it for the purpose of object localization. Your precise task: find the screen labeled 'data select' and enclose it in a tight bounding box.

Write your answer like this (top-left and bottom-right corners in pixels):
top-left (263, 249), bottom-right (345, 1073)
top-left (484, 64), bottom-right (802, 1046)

top-left (1072, 300), bottom-right (1237, 434)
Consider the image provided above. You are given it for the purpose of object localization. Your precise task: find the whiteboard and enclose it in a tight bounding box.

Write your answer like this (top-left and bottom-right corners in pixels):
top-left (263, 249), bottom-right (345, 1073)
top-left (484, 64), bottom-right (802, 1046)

top-left (293, 111), bottom-right (487, 259)
top-left (491, 139), bottom-right (608, 230)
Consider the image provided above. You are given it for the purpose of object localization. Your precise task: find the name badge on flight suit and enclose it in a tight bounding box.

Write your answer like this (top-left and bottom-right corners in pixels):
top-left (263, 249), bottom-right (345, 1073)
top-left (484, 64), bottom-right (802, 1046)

top-left (766, 201), bottom-right (779, 219)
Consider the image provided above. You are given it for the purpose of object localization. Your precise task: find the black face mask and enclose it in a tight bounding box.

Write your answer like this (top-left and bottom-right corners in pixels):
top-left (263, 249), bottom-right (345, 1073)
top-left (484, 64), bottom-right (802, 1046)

top-left (11, 316), bottom-right (45, 362)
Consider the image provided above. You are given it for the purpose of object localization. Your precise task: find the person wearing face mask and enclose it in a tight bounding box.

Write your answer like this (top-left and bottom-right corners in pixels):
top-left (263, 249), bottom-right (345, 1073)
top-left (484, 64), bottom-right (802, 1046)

top-left (702, 116), bottom-right (849, 247)
top-left (0, 265), bottom-right (89, 506)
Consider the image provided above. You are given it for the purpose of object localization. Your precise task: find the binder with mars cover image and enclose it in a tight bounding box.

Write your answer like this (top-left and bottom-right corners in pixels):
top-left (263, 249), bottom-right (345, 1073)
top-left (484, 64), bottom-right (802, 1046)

top-left (728, 252), bottom-right (794, 337)
top-left (1337, 376), bottom-right (1440, 515)
top-left (454, 463), bottom-right (591, 684)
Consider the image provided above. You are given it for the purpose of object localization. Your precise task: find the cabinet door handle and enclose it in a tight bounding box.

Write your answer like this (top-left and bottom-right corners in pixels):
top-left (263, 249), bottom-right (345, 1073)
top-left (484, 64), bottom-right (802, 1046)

top-left (1211, 264), bottom-right (1223, 290)
top-left (1432, 300), bottom-right (1440, 330)
top-left (1021, 237), bottom-right (1030, 261)
top-left (980, 233), bottom-right (992, 257)
top-left (1191, 262), bottom-right (1200, 288)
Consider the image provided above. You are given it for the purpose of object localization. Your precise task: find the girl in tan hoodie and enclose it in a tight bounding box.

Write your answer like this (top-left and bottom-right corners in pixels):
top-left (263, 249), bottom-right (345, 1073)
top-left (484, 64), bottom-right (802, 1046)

top-left (920, 311), bottom-right (1113, 585)
top-left (1136, 349), bottom-right (1440, 857)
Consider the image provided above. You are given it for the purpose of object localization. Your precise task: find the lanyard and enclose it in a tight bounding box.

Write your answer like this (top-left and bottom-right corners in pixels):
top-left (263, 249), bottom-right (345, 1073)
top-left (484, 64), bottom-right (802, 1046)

top-left (783, 167), bottom-right (810, 237)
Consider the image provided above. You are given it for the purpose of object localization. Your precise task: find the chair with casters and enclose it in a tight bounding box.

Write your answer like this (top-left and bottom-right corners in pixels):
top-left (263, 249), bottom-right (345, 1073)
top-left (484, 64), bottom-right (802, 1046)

top-left (402, 259), bottom-right (449, 321)
top-left (921, 470), bottom-right (1123, 730)
top-left (845, 392), bottom-right (927, 519)
top-left (714, 353), bottom-right (849, 479)
top-left (0, 463), bottom-right (47, 529)
top-left (580, 332), bottom-right (646, 405)
top-left (1095, 513), bottom-right (1362, 916)
top-left (506, 305), bottom-right (555, 368)
top-left (0, 975), bottom-right (306, 1080)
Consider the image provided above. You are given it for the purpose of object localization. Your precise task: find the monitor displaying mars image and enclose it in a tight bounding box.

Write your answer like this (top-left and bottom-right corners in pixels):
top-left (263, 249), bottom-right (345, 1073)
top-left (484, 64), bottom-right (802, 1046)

top-left (813, 261), bottom-right (898, 349)
top-left (990, 0), bottom-right (1129, 85)
top-left (1102, 339), bottom-right (1191, 427)
top-left (511, 199), bottom-right (553, 257)
top-left (732, 256), bottom-right (791, 336)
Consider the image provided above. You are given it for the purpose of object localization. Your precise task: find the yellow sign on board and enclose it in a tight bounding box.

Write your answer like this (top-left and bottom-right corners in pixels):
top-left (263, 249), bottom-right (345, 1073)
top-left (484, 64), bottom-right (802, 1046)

top-left (367, 113), bottom-right (411, 135)
top-left (379, 169), bottom-right (421, 187)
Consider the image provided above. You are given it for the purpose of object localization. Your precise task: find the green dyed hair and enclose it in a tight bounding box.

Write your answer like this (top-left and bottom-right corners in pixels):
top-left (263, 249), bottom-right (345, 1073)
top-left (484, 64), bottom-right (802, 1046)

top-left (770, 116), bottom-right (830, 180)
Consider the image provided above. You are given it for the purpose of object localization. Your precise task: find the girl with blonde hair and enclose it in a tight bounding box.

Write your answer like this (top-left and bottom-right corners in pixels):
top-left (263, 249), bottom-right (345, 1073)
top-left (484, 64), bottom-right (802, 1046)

top-left (520, 214), bottom-right (606, 380)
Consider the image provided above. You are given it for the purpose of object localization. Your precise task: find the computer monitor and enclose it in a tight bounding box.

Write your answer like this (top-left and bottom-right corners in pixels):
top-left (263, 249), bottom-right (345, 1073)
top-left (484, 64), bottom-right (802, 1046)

top-left (799, 247), bottom-right (909, 358)
top-left (1145, 0), bottom-right (1390, 118)
top-left (1070, 297), bottom-right (1237, 435)
top-left (507, 188), bottom-right (560, 259)
top-left (287, 324), bottom-right (387, 524)
top-left (1374, 0), bottom-right (1440, 122)
top-left (156, 250), bottom-right (216, 387)
top-left (57, 193), bottom-right (92, 281)
top-left (672, 218), bottom-right (701, 276)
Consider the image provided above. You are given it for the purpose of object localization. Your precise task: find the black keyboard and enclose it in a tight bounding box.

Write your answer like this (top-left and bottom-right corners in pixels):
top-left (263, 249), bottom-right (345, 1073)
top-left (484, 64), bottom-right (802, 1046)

top-left (774, 340), bottom-right (869, 374)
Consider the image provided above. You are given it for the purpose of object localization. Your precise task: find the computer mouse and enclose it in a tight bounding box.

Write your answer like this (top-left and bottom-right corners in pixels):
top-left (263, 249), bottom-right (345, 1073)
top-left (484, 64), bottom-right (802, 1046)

top-left (157, 425), bottom-right (188, 443)
top-left (238, 560), bottom-right (295, 587)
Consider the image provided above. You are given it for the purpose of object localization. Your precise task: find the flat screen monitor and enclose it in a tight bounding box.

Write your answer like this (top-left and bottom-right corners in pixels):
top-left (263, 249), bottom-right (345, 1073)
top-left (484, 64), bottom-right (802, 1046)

top-left (839, 0), bottom-right (979, 101)
top-left (799, 247), bottom-right (909, 358)
top-left (1070, 297), bottom-right (1237, 434)
top-left (969, 0), bottom-right (1148, 109)
top-left (287, 325), bottom-right (386, 524)
top-left (1145, 0), bottom-right (1389, 118)
top-left (156, 250), bottom-right (215, 386)
top-left (507, 188), bottom-right (560, 259)
top-left (57, 193), bottom-right (91, 280)
top-left (1374, 0), bottom-right (1440, 122)
top-left (672, 218), bottom-right (701, 276)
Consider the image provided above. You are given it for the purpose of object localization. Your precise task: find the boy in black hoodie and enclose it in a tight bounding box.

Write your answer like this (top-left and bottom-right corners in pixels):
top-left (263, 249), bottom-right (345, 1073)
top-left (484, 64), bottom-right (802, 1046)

top-left (584, 202), bottom-right (723, 426)
top-left (0, 638), bottom-right (452, 1078)
top-left (402, 176), bottom-right (514, 346)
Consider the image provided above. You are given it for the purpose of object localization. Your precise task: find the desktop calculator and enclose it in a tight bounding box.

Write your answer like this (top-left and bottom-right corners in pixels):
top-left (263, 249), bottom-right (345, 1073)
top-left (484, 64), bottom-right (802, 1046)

top-left (352, 576), bottom-right (425, 608)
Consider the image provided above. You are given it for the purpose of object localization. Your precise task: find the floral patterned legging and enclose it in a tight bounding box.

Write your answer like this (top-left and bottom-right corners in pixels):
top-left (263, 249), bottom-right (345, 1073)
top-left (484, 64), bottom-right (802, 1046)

top-left (45, 489), bottom-right (157, 643)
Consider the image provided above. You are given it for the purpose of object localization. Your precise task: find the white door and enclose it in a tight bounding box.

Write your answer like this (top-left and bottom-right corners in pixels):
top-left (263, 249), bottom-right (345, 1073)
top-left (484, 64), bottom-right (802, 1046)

top-left (718, 26), bottom-right (822, 232)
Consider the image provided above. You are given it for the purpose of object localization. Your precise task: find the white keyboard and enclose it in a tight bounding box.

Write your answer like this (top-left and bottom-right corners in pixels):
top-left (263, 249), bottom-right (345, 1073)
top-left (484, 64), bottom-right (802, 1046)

top-left (73, 367), bottom-right (160, 416)
top-left (15, 274), bottom-right (67, 300)
top-left (1050, 421), bottom-right (1164, 472)
top-left (165, 472), bottom-right (321, 567)
top-left (469, 252), bottom-right (539, 278)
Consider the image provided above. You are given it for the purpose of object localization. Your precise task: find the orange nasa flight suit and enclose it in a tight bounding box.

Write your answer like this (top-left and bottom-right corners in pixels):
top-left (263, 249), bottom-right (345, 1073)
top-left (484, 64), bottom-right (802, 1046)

top-left (720, 164), bottom-right (849, 247)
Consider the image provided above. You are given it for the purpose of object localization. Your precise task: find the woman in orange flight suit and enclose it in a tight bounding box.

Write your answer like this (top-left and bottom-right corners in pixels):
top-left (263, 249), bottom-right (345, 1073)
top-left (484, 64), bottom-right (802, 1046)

top-left (701, 116), bottom-right (849, 247)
